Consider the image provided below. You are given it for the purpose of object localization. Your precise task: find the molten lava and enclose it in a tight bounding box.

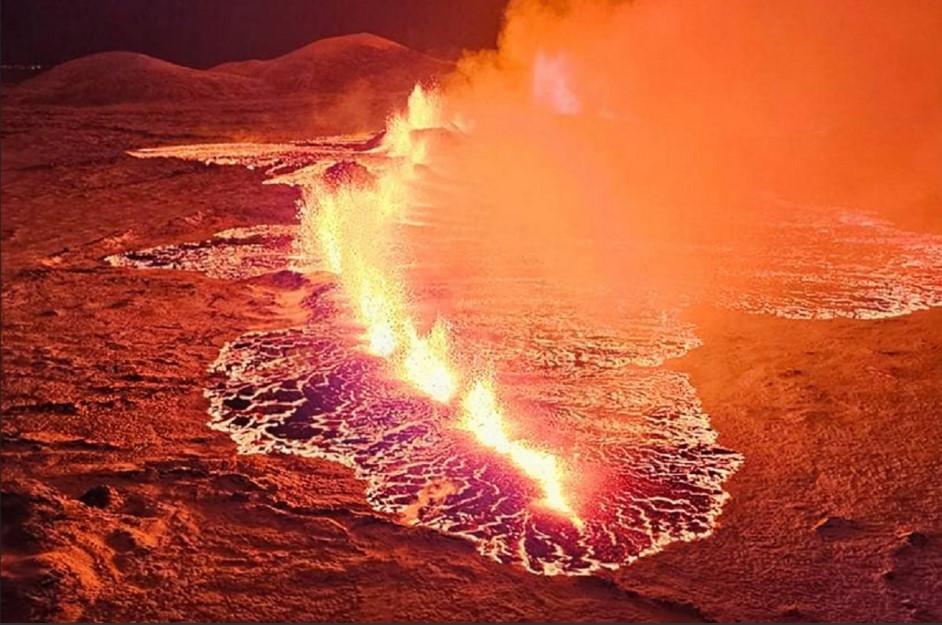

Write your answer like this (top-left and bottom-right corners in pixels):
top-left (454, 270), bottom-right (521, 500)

top-left (461, 378), bottom-right (576, 518)
top-left (298, 84), bottom-right (578, 521)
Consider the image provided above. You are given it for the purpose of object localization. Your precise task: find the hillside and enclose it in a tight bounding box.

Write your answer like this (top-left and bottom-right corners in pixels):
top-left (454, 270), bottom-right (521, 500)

top-left (211, 33), bottom-right (449, 93)
top-left (9, 34), bottom-right (449, 107)
top-left (9, 52), bottom-right (266, 106)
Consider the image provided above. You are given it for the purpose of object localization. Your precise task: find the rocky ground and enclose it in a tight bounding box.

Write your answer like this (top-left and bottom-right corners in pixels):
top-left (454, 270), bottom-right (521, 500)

top-left (2, 96), bottom-right (941, 622)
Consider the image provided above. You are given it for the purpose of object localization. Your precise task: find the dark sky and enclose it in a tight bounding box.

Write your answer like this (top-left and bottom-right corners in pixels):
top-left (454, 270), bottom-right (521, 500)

top-left (1, 0), bottom-right (509, 68)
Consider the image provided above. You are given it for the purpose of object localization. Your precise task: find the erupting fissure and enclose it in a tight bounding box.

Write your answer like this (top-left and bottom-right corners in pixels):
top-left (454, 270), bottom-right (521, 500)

top-left (461, 379), bottom-right (578, 520)
top-left (298, 84), bottom-right (578, 521)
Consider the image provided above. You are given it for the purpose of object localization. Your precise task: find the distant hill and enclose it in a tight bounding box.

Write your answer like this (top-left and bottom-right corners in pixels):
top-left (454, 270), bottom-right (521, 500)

top-left (211, 33), bottom-right (449, 93)
top-left (9, 52), bottom-right (265, 106)
top-left (9, 34), bottom-right (449, 107)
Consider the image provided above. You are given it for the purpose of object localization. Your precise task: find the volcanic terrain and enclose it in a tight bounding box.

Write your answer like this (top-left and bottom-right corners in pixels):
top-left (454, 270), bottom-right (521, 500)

top-left (2, 33), bottom-right (942, 623)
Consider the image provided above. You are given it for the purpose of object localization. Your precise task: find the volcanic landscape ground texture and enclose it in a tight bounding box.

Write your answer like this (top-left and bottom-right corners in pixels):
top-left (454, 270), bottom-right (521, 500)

top-left (3, 35), bottom-right (942, 623)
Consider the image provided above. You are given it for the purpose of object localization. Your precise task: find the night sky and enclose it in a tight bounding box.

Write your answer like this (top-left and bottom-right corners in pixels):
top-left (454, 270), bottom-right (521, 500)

top-left (1, 0), bottom-right (509, 68)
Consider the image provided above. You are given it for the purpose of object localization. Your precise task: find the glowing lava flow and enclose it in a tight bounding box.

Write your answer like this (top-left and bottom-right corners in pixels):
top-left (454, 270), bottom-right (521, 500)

top-left (297, 85), bottom-right (577, 519)
top-left (461, 379), bottom-right (577, 519)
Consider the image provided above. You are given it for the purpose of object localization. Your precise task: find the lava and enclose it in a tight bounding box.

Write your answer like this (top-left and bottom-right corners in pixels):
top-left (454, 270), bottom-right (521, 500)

top-left (460, 378), bottom-right (577, 519)
top-left (294, 83), bottom-right (580, 522)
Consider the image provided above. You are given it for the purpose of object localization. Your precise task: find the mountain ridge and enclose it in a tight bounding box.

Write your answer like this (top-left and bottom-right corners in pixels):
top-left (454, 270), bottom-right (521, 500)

top-left (11, 34), bottom-right (449, 107)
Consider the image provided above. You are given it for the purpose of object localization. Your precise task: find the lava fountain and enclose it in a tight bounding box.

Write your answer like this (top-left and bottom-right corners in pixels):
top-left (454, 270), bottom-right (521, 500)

top-left (295, 84), bottom-right (579, 521)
